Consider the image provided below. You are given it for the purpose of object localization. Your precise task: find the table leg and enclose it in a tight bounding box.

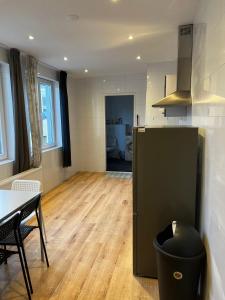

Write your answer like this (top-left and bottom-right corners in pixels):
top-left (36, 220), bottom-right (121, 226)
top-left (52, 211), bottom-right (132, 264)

top-left (39, 200), bottom-right (47, 262)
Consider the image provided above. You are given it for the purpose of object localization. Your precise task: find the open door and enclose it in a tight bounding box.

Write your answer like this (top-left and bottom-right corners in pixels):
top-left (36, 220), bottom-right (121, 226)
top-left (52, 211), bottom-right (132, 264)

top-left (105, 95), bottom-right (134, 172)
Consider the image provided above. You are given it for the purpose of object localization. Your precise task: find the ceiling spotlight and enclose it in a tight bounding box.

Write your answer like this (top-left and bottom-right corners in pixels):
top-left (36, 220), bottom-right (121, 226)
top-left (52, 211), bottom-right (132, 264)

top-left (64, 57), bottom-right (68, 61)
top-left (84, 69), bottom-right (89, 73)
top-left (66, 14), bottom-right (79, 22)
top-left (136, 55), bottom-right (141, 60)
top-left (103, 79), bottom-right (106, 83)
top-left (111, 0), bottom-right (119, 2)
top-left (28, 35), bottom-right (34, 40)
top-left (128, 35), bottom-right (134, 40)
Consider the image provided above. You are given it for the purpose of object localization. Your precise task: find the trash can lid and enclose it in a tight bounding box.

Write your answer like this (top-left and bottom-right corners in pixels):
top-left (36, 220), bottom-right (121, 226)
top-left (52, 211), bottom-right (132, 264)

top-left (156, 221), bottom-right (204, 258)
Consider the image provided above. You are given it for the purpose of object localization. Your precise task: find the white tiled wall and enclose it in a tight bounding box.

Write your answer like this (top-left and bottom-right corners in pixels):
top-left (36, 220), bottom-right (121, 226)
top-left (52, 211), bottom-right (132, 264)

top-left (73, 73), bottom-right (147, 172)
top-left (145, 61), bottom-right (192, 126)
top-left (145, 3), bottom-right (225, 298)
top-left (192, 1), bottom-right (225, 299)
top-left (146, 61), bottom-right (176, 125)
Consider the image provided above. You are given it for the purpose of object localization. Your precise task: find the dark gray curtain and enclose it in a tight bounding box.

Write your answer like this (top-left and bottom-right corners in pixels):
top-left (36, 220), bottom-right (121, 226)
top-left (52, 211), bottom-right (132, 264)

top-left (59, 71), bottom-right (71, 167)
top-left (9, 48), bottom-right (30, 174)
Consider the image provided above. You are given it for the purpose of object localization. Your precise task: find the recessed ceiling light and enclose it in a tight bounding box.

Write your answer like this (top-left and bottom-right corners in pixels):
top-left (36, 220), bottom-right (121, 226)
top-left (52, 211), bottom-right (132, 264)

top-left (84, 69), bottom-right (89, 73)
top-left (64, 57), bottom-right (68, 61)
top-left (66, 14), bottom-right (79, 22)
top-left (28, 35), bottom-right (34, 40)
top-left (111, 0), bottom-right (119, 2)
top-left (136, 55), bottom-right (141, 60)
top-left (103, 79), bottom-right (106, 83)
top-left (128, 35), bottom-right (134, 40)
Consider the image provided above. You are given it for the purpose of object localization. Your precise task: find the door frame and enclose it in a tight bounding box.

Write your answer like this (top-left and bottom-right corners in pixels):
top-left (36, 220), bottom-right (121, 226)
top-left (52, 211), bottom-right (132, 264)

top-left (104, 93), bottom-right (136, 172)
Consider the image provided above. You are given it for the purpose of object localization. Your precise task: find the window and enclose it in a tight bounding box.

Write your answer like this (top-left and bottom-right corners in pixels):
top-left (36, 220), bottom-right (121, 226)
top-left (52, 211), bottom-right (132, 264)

top-left (0, 81), bottom-right (7, 161)
top-left (0, 110), bottom-right (7, 160)
top-left (38, 79), bottom-right (56, 149)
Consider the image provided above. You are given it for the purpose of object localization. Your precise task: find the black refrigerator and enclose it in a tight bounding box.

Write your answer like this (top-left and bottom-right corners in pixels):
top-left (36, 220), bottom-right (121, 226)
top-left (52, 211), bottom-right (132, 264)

top-left (133, 127), bottom-right (200, 278)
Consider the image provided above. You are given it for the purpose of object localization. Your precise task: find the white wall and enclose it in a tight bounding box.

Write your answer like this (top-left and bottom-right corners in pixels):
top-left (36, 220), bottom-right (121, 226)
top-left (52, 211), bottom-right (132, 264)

top-left (0, 46), bottom-right (8, 63)
top-left (145, 4), bottom-right (225, 298)
top-left (0, 161), bottom-right (13, 182)
top-left (192, 1), bottom-right (225, 299)
top-left (0, 167), bottom-right (43, 190)
top-left (74, 73), bottom-right (147, 172)
top-left (145, 61), bottom-right (192, 126)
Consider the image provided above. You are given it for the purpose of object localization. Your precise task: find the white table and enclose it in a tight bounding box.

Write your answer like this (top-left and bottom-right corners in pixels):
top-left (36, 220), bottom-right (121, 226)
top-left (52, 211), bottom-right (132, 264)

top-left (0, 190), bottom-right (44, 260)
top-left (0, 190), bottom-right (39, 222)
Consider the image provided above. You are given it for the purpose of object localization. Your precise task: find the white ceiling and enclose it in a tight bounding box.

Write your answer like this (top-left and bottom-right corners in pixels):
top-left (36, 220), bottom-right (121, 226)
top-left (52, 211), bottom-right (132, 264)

top-left (0, 0), bottom-right (197, 78)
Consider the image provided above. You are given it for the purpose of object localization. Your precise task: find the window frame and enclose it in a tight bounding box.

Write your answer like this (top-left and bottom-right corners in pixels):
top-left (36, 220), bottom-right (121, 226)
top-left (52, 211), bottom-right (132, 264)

top-left (0, 76), bottom-right (8, 161)
top-left (38, 77), bottom-right (57, 150)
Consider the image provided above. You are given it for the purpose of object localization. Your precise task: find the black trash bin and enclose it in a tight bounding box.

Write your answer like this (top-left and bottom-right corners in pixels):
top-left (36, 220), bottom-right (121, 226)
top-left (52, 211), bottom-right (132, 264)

top-left (153, 221), bottom-right (205, 300)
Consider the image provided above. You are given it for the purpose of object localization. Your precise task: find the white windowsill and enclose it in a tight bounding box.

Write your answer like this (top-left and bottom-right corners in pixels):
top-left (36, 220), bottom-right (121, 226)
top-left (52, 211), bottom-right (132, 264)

top-left (0, 146), bottom-right (63, 166)
top-left (42, 145), bottom-right (62, 153)
top-left (0, 159), bottom-right (13, 166)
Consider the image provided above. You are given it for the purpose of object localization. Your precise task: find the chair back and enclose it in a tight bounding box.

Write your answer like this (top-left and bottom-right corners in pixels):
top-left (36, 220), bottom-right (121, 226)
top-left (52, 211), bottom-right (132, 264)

top-left (0, 213), bottom-right (20, 242)
top-left (11, 180), bottom-right (42, 193)
top-left (20, 195), bottom-right (41, 222)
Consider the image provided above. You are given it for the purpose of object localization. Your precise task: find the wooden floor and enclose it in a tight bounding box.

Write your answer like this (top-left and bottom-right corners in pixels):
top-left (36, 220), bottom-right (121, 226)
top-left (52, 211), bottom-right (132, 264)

top-left (0, 172), bottom-right (159, 300)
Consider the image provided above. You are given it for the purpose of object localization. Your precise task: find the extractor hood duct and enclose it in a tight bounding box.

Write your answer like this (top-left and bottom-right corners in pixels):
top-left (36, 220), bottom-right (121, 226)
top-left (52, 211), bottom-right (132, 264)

top-left (152, 24), bottom-right (193, 108)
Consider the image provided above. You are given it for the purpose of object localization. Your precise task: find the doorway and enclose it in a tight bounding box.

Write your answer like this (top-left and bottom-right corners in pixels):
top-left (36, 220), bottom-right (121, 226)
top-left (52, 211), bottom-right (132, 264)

top-left (105, 95), bottom-right (134, 172)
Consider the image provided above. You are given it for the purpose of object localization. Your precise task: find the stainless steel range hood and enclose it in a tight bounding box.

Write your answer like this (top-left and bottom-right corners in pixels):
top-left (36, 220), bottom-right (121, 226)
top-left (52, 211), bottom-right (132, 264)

top-left (152, 24), bottom-right (193, 108)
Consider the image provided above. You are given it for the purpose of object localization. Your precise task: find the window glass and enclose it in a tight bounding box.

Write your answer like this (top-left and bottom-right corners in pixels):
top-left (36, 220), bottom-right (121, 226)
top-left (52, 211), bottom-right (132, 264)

top-left (0, 81), bottom-right (7, 160)
top-left (0, 115), bottom-right (4, 155)
top-left (39, 80), bottom-right (56, 149)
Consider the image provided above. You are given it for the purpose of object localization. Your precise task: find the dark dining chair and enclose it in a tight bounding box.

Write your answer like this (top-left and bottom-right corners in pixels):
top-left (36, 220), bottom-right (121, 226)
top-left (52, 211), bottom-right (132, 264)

top-left (0, 213), bottom-right (31, 300)
top-left (0, 195), bottom-right (49, 294)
